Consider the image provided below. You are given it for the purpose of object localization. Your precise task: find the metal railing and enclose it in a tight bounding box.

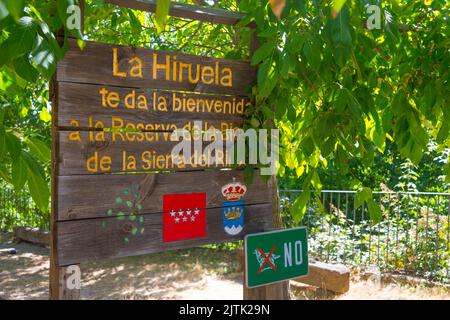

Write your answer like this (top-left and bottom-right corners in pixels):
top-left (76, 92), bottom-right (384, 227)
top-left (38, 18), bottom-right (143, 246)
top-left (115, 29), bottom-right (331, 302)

top-left (0, 186), bottom-right (49, 232)
top-left (280, 190), bottom-right (450, 284)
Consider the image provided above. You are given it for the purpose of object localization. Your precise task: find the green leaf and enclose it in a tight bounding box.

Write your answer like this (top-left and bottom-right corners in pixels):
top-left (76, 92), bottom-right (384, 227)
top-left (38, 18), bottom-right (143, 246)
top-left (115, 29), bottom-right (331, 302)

top-left (13, 56), bottom-right (39, 82)
top-left (251, 41), bottom-right (274, 66)
top-left (5, 132), bottom-right (21, 161)
top-left (331, 7), bottom-right (352, 46)
top-left (257, 59), bottom-right (278, 98)
top-left (31, 35), bottom-right (57, 79)
top-left (0, 2), bottom-right (8, 20)
top-left (355, 187), bottom-right (372, 209)
top-left (22, 151), bottom-right (49, 211)
top-left (0, 17), bottom-right (38, 67)
top-left (12, 155), bottom-right (27, 193)
top-left (332, 0), bottom-right (347, 18)
top-left (257, 27), bottom-right (278, 39)
top-left (367, 198), bottom-right (382, 225)
top-left (291, 188), bottom-right (310, 223)
top-left (155, 0), bottom-right (170, 33)
top-left (26, 137), bottom-right (51, 162)
top-left (311, 170), bottom-right (322, 192)
top-left (127, 10), bottom-right (142, 35)
top-left (39, 107), bottom-right (51, 122)
top-left (445, 163), bottom-right (450, 184)
top-left (303, 40), bottom-right (321, 69)
top-left (2, 0), bottom-right (25, 20)
top-left (0, 111), bottom-right (5, 156)
top-left (36, 21), bottom-right (64, 59)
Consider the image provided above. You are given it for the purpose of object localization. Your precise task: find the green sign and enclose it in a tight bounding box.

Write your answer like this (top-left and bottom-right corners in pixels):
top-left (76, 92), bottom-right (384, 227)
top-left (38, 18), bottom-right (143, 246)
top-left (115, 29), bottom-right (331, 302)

top-left (245, 227), bottom-right (308, 288)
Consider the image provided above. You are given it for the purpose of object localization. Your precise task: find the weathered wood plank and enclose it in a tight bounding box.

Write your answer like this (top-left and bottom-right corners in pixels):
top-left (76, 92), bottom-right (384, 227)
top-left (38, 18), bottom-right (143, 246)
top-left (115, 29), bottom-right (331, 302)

top-left (293, 260), bottom-right (351, 294)
top-left (57, 169), bottom-right (271, 221)
top-left (56, 203), bottom-right (272, 266)
top-left (57, 130), bottom-right (235, 175)
top-left (49, 265), bottom-right (81, 299)
top-left (105, 0), bottom-right (245, 25)
top-left (13, 226), bottom-right (50, 246)
top-left (56, 39), bottom-right (256, 96)
top-left (56, 82), bottom-right (248, 131)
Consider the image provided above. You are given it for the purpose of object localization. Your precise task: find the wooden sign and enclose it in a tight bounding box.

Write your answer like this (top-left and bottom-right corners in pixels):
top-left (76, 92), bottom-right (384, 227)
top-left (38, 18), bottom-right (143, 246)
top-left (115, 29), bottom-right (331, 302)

top-left (50, 38), bottom-right (275, 298)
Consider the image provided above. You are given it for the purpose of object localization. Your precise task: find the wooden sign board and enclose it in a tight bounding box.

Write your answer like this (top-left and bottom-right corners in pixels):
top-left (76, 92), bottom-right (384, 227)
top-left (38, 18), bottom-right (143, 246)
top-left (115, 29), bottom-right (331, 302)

top-left (50, 39), bottom-right (275, 298)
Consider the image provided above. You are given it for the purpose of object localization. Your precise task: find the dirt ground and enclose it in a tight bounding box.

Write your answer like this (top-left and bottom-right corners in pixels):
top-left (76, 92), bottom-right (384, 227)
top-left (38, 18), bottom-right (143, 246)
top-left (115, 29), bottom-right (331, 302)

top-left (0, 241), bottom-right (449, 300)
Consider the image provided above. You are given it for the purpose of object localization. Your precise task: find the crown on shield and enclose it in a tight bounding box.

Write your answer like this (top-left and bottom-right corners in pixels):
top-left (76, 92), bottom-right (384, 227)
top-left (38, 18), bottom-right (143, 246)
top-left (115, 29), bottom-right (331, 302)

top-left (224, 206), bottom-right (243, 220)
top-left (221, 179), bottom-right (247, 201)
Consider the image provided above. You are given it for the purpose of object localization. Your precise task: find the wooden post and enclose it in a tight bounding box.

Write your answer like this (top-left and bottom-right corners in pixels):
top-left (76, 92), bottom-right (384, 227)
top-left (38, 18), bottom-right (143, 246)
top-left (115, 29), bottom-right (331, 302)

top-left (242, 26), bottom-right (290, 300)
top-left (49, 72), bottom-right (82, 299)
top-left (49, 0), bottom-right (84, 300)
top-left (242, 176), bottom-right (290, 300)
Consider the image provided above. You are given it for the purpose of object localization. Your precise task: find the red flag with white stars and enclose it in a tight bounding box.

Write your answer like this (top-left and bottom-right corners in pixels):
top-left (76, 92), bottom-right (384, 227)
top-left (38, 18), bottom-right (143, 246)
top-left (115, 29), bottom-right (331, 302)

top-left (163, 193), bottom-right (207, 242)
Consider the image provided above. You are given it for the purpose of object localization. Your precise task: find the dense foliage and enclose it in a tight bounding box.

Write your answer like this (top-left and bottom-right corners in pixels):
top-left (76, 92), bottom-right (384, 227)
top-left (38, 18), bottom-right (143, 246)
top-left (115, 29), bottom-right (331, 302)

top-left (0, 0), bottom-right (448, 226)
top-left (279, 140), bottom-right (450, 193)
top-left (243, 0), bottom-right (449, 224)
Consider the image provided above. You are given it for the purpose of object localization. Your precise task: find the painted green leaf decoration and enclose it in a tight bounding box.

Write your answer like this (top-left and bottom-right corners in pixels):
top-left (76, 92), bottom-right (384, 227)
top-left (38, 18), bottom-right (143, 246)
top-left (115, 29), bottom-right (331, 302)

top-left (137, 204), bottom-right (143, 210)
top-left (116, 212), bottom-right (125, 220)
top-left (115, 197), bottom-right (123, 203)
top-left (129, 214), bottom-right (136, 221)
top-left (107, 209), bottom-right (113, 216)
top-left (140, 228), bottom-right (145, 234)
top-left (101, 221), bottom-right (106, 229)
top-left (126, 200), bottom-right (133, 208)
top-left (139, 216), bottom-right (144, 223)
top-left (124, 237), bottom-right (129, 244)
top-left (123, 189), bottom-right (130, 195)
top-left (131, 227), bottom-right (138, 236)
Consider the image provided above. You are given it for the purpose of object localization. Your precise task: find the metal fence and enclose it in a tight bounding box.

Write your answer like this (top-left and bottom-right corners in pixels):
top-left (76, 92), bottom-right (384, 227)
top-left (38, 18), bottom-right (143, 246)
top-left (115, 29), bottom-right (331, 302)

top-left (0, 186), bottom-right (49, 232)
top-left (280, 190), bottom-right (450, 284)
